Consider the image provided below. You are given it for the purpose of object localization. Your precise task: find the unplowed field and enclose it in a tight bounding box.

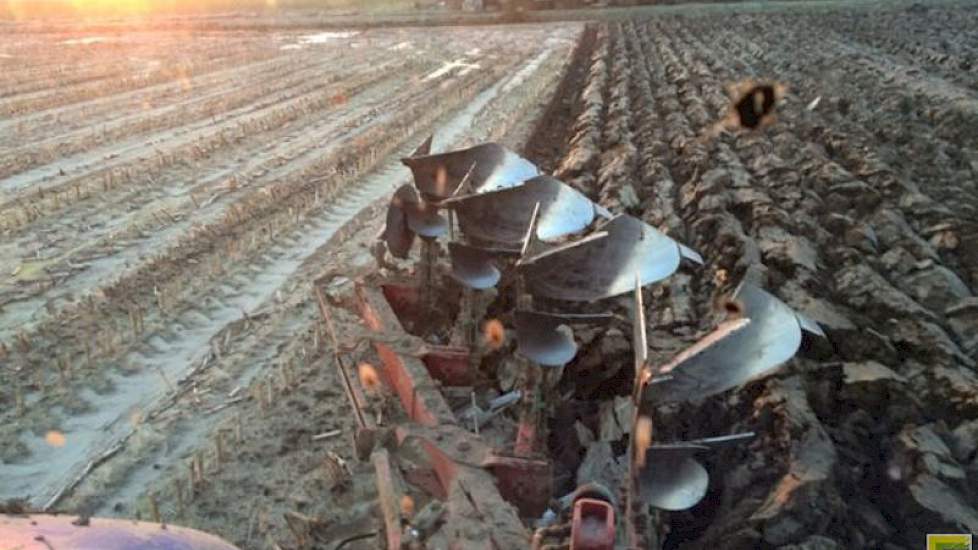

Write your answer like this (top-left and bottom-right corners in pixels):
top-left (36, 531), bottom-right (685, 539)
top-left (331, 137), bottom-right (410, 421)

top-left (2, 2), bottom-right (977, 549)
top-left (0, 23), bottom-right (581, 543)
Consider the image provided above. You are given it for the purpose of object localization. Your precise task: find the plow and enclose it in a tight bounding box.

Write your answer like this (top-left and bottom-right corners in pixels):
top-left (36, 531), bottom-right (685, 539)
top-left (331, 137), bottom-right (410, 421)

top-left (331, 136), bottom-right (824, 549)
top-left (2, 136), bottom-right (824, 550)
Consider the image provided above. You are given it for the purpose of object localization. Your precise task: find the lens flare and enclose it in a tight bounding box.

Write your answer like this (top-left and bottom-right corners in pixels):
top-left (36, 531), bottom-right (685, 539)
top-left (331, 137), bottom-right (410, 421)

top-left (482, 319), bottom-right (505, 350)
top-left (358, 362), bottom-right (381, 393)
top-left (45, 430), bottom-right (67, 448)
top-left (400, 495), bottom-right (415, 519)
top-left (634, 416), bottom-right (653, 468)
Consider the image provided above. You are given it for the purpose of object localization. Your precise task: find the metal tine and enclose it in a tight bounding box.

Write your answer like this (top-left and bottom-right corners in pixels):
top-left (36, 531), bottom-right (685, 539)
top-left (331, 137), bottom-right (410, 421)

top-left (679, 243), bottom-right (705, 264)
top-left (448, 161), bottom-right (479, 201)
top-left (458, 390), bottom-right (524, 431)
top-left (632, 272), bottom-right (648, 387)
top-left (683, 432), bottom-right (756, 448)
top-left (488, 390), bottom-right (523, 411)
top-left (795, 312), bottom-right (825, 337)
top-left (518, 202), bottom-right (545, 262)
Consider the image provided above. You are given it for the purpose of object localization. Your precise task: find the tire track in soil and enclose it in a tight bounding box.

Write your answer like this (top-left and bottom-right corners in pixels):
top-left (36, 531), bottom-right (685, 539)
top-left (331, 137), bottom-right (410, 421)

top-left (0, 46), bottom-right (355, 160)
top-left (0, 35), bottom-right (266, 101)
top-left (0, 40), bottom-right (280, 119)
top-left (1, 26), bottom-right (575, 511)
top-left (0, 52), bottom-right (511, 363)
top-left (0, 42), bottom-right (285, 145)
top-left (0, 49), bottom-right (398, 199)
top-left (0, 29), bottom-right (519, 341)
top-left (0, 57), bottom-right (414, 345)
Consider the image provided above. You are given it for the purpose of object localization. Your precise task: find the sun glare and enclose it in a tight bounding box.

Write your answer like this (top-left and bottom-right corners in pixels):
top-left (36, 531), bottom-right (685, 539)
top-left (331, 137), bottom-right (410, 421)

top-left (2, 0), bottom-right (191, 19)
top-left (70, 0), bottom-right (153, 15)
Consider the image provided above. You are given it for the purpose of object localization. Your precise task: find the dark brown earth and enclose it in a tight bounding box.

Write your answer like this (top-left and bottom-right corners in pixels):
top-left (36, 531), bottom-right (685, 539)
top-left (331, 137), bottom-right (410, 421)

top-left (534, 4), bottom-right (978, 549)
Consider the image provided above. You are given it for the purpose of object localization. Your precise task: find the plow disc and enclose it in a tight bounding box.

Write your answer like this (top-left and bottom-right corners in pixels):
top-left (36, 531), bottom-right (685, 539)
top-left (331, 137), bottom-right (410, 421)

top-left (518, 214), bottom-right (698, 302)
top-left (514, 310), bottom-right (578, 367)
top-left (401, 142), bottom-right (539, 201)
top-left (444, 175), bottom-right (599, 245)
top-left (636, 444), bottom-right (710, 512)
top-left (643, 282), bottom-right (822, 406)
top-left (447, 241), bottom-right (501, 289)
top-left (382, 184), bottom-right (420, 259)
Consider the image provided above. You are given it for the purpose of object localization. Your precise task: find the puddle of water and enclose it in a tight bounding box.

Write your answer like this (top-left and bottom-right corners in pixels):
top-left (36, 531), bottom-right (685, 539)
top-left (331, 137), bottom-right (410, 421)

top-left (1, 46), bottom-right (553, 508)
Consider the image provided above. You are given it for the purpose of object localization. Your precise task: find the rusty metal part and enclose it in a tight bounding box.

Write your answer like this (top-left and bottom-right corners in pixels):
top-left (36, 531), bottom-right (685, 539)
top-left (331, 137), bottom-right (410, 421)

top-left (314, 283), bottom-right (377, 459)
top-left (372, 449), bottom-right (404, 550)
top-left (561, 482), bottom-right (618, 510)
top-left (355, 282), bottom-right (552, 524)
top-left (0, 514), bottom-right (240, 550)
top-left (644, 282), bottom-right (817, 406)
top-left (636, 444), bottom-right (710, 512)
top-left (482, 452), bottom-right (554, 518)
top-left (419, 345), bottom-right (474, 386)
top-left (395, 425), bottom-right (553, 528)
top-left (355, 282), bottom-right (456, 427)
top-left (515, 310), bottom-right (578, 367)
top-left (443, 176), bottom-right (597, 245)
top-left (401, 143), bottom-right (538, 201)
top-left (518, 215), bottom-right (700, 302)
top-left (447, 242), bottom-right (500, 290)
top-left (570, 498), bottom-right (616, 550)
